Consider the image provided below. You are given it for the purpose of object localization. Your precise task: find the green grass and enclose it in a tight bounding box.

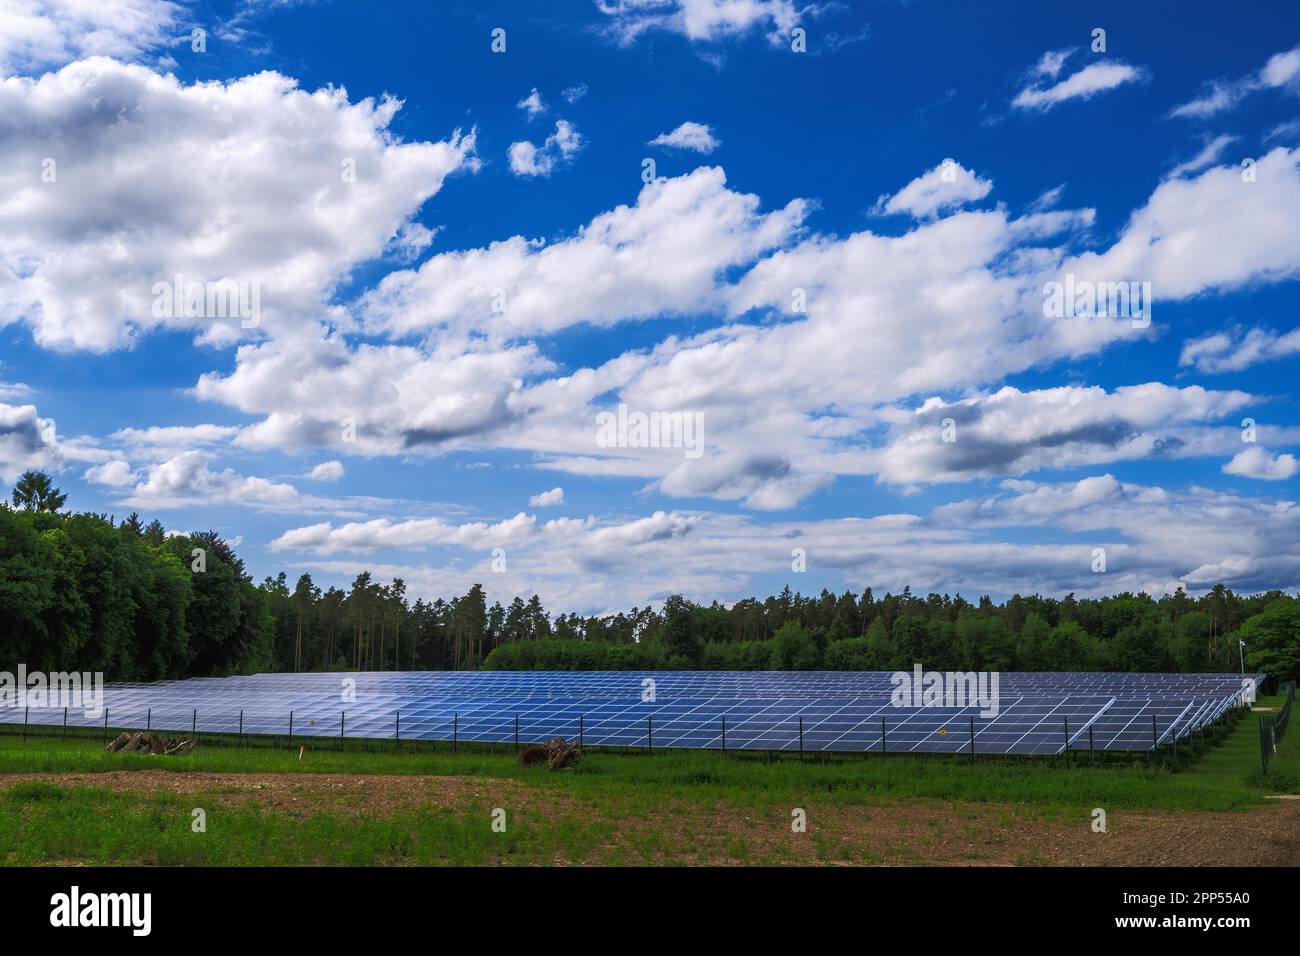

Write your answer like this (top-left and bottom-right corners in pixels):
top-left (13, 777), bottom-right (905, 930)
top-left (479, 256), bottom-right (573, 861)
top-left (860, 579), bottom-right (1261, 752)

top-left (0, 783), bottom-right (611, 866)
top-left (0, 707), bottom-right (1282, 811)
top-left (0, 704), bottom-right (1293, 865)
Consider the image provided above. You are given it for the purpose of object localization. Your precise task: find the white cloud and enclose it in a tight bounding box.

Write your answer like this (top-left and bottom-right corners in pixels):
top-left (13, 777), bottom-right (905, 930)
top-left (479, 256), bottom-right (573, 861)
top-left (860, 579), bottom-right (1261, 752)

top-left (0, 57), bottom-right (478, 351)
top-left (0, 402), bottom-right (60, 482)
top-left (306, 460), bottom-right (345, 481)
top-left (1059, 147), bottom-right (1300, 302)
top-left (84, 459), bottom-right (135, 487)
top-left (1032, 48), bottom-right (1073, 80)
top-left (507, 119), bottom-right (583, 177)
top-left (271, 510), bottom-right (545, 555)
top-left (875, 383), bottom-right (1256, 485)
top-left (873, 159), bottom-right (993, 218)
top-left (597, 0), bottom-right (801, 46)
top-left (649, 121), bottom-right (721, 153)
top-left (1167, 134), bottom-right (1236, 178)
top-left (516, 87), bottom-right (545, 118)
top-left (1179, 325), bottom-right (1300, 374)
top-left (359, 167), bottom-right (807, 338)
top-left (562, 83), bottom-right (589, 104)
top-left (1172, 45), bottom-right (1300, 118)
top-left (195, 335), bottom-right (550, 456)
top-left (110, 424), bottom-right (242, 458)
top-left (529, 486), bottom-right (565, 507)
top-left (122, 451), bottom-right (307, 510)
top-left (192, 149), bottom-right (1300, 510)
top-left (1223, 447), bottom-right (1300, 481)
top-left (1013, 59), bottom-right (1145, 111)
top-left (0, 0), bottom-right (182, 75)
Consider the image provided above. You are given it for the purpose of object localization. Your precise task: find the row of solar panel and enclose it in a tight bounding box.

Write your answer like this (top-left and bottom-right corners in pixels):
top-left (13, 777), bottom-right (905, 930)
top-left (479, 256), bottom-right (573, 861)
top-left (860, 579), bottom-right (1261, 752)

top-left (2, 669), bottom-right (1263, 754)
top-left (111, 670), bottom-right (1258, 699)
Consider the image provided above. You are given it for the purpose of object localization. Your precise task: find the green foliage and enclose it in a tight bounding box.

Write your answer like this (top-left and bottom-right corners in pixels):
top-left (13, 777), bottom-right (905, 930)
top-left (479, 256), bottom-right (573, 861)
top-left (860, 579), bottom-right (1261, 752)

top-left (767, 620), bottom-right (819, 670)
top-left (1239, 600), bottom-right (1300, 681)
top-left (10, 470), bottom-right (67, 513)
top-left (483, 637), bottom-right (666, 670)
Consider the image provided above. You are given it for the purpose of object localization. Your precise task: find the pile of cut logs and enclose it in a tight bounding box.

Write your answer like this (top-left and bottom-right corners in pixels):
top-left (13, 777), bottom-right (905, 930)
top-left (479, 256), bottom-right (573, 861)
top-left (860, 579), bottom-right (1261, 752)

top-left (517, 735), bottom-right (583, 770)
top-left (105, 731), bottom-right (196, 756)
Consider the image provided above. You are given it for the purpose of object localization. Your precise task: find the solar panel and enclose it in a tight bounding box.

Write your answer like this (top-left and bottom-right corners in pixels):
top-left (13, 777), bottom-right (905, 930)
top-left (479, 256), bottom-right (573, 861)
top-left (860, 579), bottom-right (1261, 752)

top-left (0, 670), bottom-right (1263, 755)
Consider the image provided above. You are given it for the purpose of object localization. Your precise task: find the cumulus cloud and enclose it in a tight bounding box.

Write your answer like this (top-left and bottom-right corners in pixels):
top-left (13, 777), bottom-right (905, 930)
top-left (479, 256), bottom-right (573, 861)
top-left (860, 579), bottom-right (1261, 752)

top-left (873, 159), bottom-right (993, 218)
top-left (1013, 57), bottom-right (1145, 111)
top-left (649, 121), bottom-right (721, 153)
top-left (195, 334), bottom-right (550, 455)
top-left (84, 459), bottom-right (136, 487)
top-left (0, 402), bottom-right (60, 481)
top-left (197, 143), bottom-right (1300, 510)
top-left (271, 510), bottom-right (543, 555)
top-left (306, 460), bottom-right (345, 481)
top-left (528, 486), bottom-right (565, 507)
top-left (1223, 447), bottom-right (1300, 481)
top-left (1057, 147), bottom-right (1300, 302)
top-left (1172, 45), bottom-right (1300, 118)
top-left (0, 57), bottom-right (478, 351)
top-left (875, 384), bottom-right (1256, 485)
top-left (359, 167), bottom-right (807, 338)
top-left (0, 0), bottom-right (183, 75)
top-left (507, 119), bottom-right (582, 177)
top-left (121, 451), bottom-right (308, 510)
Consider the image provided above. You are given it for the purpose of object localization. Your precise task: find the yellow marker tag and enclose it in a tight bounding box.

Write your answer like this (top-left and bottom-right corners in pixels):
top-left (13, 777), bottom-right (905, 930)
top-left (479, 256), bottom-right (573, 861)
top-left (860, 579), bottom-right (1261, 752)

top-left (937, 727), bottom-right (948, 737)
top-left (298, 745), bottom-right (304, 761)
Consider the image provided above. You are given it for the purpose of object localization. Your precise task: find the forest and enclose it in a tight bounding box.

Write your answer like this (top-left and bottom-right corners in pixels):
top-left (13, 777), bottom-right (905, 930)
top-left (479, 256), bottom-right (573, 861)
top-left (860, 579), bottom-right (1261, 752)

top-left (2, 471), bottom-right (1298, 681)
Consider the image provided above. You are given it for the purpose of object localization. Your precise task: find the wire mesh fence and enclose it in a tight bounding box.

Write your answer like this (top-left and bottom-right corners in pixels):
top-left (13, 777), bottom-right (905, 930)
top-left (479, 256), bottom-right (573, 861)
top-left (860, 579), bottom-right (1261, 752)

top-left (1259, 679), bottom-right (1295, 772)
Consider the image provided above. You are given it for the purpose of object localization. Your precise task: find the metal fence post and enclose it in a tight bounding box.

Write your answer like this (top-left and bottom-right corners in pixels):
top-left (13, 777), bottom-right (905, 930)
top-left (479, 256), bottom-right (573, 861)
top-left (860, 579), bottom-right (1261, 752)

top-left (881, 716), bottom-right (887, 754)
top-left (238, 709), bottom-right (243, 747)
top-left (453, 713), bottom-right (458, 754)
top-left (22, 705), bottom-right (28, 741)
top-left (970, 716), bottom-right (976, 760)
top-left (798, 715), bottom-right (804, 762)
top-left (647, 715), bottom-right (652, 753)
top-left (721, 715), bottom-right (726, 755)
top-left (288, 710), bottom-right (294, 748)
top-left (514, 715), bottom-right (519, 753)
top-left (579, 715), bottom-right (584, 749)
top-left (1063, 718), bottom-right (1069, 762)
top-left (192, 708), bottom-right (197, 739)
top-left (1151, 714), bottom-right (1157, 753)
top-left (146, 707), bottom-right (151, 732)
top-left (103, 708), bottom-right (109, 743)
top-left (1089, 725), bottom-right (1094, 767)
top-left (62, 706), bottom-right (67, 740)
top-left (340, 710), bottom-right (346, 749)
top-left (395, 711), bottom-right (400, 745)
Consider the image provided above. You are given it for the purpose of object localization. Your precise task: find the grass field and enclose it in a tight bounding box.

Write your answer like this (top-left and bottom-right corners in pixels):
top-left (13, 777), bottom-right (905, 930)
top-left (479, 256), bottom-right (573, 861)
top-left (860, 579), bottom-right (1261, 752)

top-left (0, 699), bottom-right (1295, 866)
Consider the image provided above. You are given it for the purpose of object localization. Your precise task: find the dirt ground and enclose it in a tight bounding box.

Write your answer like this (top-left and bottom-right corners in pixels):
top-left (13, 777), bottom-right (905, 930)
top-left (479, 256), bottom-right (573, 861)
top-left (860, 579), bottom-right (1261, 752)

top-left (3, 770), bottom-right (1298, 866)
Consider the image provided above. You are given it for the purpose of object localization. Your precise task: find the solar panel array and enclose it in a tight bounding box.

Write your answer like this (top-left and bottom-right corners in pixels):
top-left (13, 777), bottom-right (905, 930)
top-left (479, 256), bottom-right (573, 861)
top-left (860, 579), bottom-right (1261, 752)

top-left (0, 671), bottom-right (1263, 756)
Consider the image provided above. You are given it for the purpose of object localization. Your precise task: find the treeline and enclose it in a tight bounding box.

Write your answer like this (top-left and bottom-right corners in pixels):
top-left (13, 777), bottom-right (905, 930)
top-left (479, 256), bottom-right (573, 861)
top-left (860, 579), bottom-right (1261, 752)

top-left (484, 591), bottom-right (1300, 680)
top-left (3, 472), bottom-right (1298, 680)
top-left (1, 482), bottom-right (272, 680)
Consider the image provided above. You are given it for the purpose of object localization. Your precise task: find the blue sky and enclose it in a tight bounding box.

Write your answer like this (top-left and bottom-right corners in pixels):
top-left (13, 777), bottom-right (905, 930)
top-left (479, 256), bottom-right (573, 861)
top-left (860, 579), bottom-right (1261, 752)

top-left (2, 0), bottom-right (1300, 614)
